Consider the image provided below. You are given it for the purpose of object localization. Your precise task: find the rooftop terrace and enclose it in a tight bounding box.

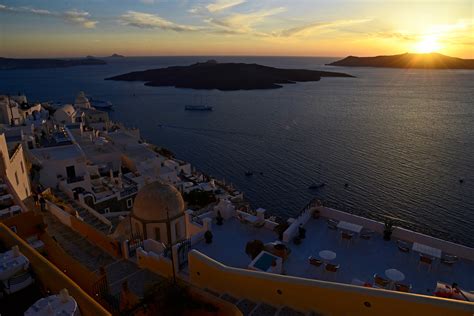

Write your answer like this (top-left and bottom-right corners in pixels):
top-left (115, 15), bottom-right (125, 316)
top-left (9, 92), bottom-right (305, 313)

top-left (194, 216), bottom-right (474, 299)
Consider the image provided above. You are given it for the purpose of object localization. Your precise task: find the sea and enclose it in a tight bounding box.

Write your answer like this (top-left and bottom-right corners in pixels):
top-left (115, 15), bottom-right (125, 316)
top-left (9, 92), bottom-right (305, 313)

top-left (1, 56), bottom-right (473, 247)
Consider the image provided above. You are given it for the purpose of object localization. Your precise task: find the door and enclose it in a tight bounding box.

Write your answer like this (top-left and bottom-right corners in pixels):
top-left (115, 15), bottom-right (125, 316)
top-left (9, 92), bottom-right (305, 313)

top-left (66, 165), bottom-right (76, 179)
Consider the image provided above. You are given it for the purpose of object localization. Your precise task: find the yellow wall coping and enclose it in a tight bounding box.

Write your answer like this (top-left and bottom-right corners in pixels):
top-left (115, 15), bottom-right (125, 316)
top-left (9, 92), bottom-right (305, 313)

top-left (0, 223), bottom-right (111, 316)
top-left (188, 250), bottom-right (474, 315)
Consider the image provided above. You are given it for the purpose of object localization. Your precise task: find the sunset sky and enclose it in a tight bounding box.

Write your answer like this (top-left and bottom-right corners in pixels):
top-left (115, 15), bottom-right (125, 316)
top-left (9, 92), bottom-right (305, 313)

top-left (0, 0), bottom-right (473, 58)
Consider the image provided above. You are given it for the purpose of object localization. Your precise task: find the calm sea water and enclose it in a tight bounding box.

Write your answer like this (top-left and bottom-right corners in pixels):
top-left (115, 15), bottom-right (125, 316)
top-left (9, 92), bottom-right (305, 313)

top-left (1, 56), bottom-right (473, 247)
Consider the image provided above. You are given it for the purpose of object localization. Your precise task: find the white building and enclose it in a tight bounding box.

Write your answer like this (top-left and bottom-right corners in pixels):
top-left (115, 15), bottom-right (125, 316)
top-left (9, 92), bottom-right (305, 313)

top-left (0, 132), bottom-right (32, 201)
top-left (29, 143), bottom-right (91, 191)
top-left (0, 95), bottom-right (48, 126)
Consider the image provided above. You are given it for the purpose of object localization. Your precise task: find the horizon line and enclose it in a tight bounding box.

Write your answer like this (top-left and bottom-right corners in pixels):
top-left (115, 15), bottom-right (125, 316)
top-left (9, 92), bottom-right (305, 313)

top-left (1, 51), bottom-right (470, 60)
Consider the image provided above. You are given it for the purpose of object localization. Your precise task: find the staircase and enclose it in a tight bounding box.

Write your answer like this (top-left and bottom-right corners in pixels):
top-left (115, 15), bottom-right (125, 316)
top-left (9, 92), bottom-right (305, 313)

top-left (53, 190), bottom-right (112, 234)
top-left (209, 291), bottom-right (319, 316)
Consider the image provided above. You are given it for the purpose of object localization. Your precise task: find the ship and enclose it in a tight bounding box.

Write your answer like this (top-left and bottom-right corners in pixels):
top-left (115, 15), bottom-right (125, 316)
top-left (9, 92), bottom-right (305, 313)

top-left (89, 98), bottom-right (113, 110)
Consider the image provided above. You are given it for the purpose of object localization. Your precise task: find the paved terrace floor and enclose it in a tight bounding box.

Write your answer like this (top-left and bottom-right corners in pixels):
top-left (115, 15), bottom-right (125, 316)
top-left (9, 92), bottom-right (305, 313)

top-left (194, 217), bottom-right (474, 297)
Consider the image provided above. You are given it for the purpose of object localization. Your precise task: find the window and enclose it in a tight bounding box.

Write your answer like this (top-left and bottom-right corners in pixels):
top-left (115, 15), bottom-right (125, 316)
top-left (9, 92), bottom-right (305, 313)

top-left (20, 161), bottom-right (24, 174)
top-left (126, 198), bottom-right (133, 208)
top-left (154, 227), bottom-right (161, 241)
top-left (104, 208), bottom-right (110, 214)
top-left (14, 172), bottom-right (19, 185)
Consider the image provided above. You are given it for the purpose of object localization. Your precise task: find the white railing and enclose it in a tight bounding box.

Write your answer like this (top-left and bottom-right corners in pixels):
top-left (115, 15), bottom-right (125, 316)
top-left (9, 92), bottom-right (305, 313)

top-left (283, 207), bottom-right (313, 242)
top-left (318, 206), bottom-right (474, 261)
top-left (45, 200), bottom-right (72, 227)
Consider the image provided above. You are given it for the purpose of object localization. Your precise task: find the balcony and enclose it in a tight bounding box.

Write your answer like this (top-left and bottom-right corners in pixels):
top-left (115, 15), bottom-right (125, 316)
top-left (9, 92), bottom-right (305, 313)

top-left (66, 176), bottom-right (85, 184)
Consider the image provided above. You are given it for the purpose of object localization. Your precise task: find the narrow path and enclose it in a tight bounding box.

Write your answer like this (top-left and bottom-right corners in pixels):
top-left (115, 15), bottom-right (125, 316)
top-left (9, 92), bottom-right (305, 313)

top-left (53, 190), bottom-right (111, 234)
top-left (37, 199), bottom-right (164, 299)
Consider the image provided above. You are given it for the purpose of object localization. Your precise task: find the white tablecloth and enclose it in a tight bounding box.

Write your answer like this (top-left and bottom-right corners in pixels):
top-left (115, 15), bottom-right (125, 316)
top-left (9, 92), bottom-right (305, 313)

top-left (337, 221), bottom-right (363, 233)
top-left (385, 268), bottom-right (405, 282)
top-left (319, 250), bottom-right (337, 260)
top-left (245, 214), bottom-right (259, 224)
top-left (0, 250), bottom-right (14, 262)
top-left (0, 194), bottom-right (12, 201)
top-left (25, 295), bottom-right (78, 316)
top-left (0, 254), bottom-right (29, 280)
top-left (412, 242), bottom-right (442, 259)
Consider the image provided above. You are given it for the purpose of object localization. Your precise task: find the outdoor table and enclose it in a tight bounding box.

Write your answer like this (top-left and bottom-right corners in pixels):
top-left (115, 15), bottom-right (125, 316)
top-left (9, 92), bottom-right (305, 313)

top-left (9, 205), bottom-right (21, 213)
top-left (245, 214), bottom-right (259, 224)
top-left (385, 268), bottom-right (405, 282)
top-left (385, 268), bottom-right (405, 290)
top-left (0, 254), bottom-right (29, 280)
top-left (29, 239), bottom-right (45, 251)
top-left (0, 194), bottom-right (12, 201)
top-left (412, 242), bottom-right (442, 259)
top-left (0, 208), bottom-right (11, 219)
top-left (25, 294), bottom-right (78, 316)
top-left (337, 221), bottom-right (363, 234)
top-left (319, 250), bottom-right (337, 261)
top-left (0, 250), bottom-right (14, 262)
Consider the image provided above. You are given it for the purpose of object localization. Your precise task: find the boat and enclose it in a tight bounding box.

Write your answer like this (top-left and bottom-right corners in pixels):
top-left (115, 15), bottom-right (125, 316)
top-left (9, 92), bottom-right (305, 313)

top-left (308, 183), bottom-right (325, 189)
top-left (89, 98), bottom-right (113, 110)
top-left (185, 105), bottom-right (213, 111)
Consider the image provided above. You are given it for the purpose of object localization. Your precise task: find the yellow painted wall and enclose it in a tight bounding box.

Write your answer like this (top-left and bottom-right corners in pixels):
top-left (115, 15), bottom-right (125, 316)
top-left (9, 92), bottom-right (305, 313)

top-left (40, 232), bottom-right (101, 295)
top-left (1, 210), bottom-right (43, 238)
top-left (188, 250), bottom-right (474, 316)
top-left (136, 248), bottom-right (174, 278)
top-left (189, 286), bottom-right (243, 316)
top-left (70, 216), bottom-right (122, 258)
top-left (0, 223), bottom-right (111, 316)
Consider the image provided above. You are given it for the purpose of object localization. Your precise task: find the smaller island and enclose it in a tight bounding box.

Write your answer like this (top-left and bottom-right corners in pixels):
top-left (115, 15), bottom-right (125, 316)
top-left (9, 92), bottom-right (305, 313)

top-left (105, 61), bottom-right (354, 91)
top-left (328, 53), bottom-right (474, 69)
top-left (107, 53), bottom-right (125, 58)
top-left (0, 57), bottom-right (106, 70)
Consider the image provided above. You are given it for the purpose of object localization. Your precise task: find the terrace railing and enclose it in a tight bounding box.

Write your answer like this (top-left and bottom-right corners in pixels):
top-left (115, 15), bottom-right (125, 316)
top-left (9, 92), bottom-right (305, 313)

top-left (119, 186), bottom-right (138, 198)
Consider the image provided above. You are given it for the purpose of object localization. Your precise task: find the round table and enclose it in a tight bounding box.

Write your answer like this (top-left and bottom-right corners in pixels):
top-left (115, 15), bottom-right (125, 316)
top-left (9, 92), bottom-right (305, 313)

top-left (385, 268), bottom-right (405, 282)
top-left (319, 250), bottom-right (336, 261)
top-left (25, 295), bottom-right (78, 316)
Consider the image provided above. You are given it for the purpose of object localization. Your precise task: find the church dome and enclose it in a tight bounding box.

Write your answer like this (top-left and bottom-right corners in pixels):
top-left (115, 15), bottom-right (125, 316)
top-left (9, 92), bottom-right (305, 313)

top-left (132, 181), bottom-right (185, 222)
top-left (59, 104), bottom-right (75, 116)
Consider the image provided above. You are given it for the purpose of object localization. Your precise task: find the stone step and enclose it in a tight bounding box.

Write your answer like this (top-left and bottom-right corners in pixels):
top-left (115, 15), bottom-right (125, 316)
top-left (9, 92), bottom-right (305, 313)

top-left (52, 190), bottom-right (111, 234)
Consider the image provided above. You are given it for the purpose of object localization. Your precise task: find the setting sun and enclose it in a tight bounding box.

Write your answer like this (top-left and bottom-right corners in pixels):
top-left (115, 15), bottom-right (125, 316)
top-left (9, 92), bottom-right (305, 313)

top-left (414, 35), bottom-right (442, 53)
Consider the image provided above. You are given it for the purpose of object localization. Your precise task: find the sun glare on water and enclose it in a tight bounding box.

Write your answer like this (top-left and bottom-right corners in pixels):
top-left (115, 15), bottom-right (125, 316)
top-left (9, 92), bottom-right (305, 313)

top-left (414, 35), bottom-right (442, 53)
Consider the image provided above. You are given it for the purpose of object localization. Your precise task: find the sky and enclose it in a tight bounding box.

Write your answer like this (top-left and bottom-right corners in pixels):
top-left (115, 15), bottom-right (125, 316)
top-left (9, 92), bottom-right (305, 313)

top-left (0, 0), bottom-right (473, 58)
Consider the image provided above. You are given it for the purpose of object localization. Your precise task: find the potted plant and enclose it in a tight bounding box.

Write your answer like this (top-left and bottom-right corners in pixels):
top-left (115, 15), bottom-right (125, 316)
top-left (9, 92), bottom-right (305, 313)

top-left (216, 210), bottom-right (223, 226)
top-left (274, 223), bottom-right (289, 241)
top-left (383, 219), bottom-right (394, 241)
top-left (273, 243), bottom-right (289, 260)
top-left (204, 230), bottom-right (213, 244)
top-left (245, 240), bottom-right (264, 259)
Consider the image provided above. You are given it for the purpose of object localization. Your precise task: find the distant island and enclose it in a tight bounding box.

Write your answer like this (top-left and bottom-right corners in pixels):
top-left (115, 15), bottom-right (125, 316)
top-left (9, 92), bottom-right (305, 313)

top-left (0, 57), bottom-right (106, 70)
top-left (328, 53), bottom-right (474, 69)
top-left (107, 53), bottom-right (125, 58)
top-left (105, 61), bottom-right (354, 90)
top-left (86, 53), bottom-right (125, 59)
